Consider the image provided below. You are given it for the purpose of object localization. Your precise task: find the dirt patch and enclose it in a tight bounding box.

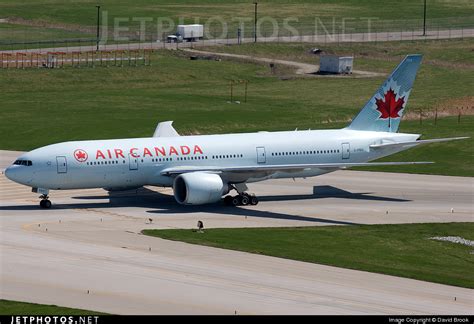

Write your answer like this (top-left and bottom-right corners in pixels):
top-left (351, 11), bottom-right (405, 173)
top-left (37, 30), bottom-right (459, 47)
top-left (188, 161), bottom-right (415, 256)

top-left (358, 51), bottom-right (474, 70)
top-left (404, 97), bottom-right (474, 120)
top-left (423, 58), bottom-right (474, 70)
top-left (183, 48), bottom-right (383, 78)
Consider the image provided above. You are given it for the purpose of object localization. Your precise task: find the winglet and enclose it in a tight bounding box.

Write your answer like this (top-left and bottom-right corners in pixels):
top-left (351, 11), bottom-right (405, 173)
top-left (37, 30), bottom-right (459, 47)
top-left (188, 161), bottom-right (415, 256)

top-left (153, 121), bottom-right (180, 137)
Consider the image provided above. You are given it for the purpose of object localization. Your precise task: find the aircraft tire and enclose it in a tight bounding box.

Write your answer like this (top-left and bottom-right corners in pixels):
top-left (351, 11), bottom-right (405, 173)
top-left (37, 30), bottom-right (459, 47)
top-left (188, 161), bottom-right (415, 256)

top-left (231, 196), bottom-right (240, 206)
top-left (250, 196), bottom-right (259, 205)
top-left (40, 199), bottom-right (52, 209)
top-left (224, 195), bottom-right (233, 206)
top-left (240, 195), bottom-right (250, 206)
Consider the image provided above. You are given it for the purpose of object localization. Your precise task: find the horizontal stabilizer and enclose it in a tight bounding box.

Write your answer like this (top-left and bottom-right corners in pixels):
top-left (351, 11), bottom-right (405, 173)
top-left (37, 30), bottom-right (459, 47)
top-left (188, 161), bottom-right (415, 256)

top-left (161, 161), bottom-right (433, 176)
top-left (153, 121), bottom-right (180, 137)
top-left (370, 137), bottom-right (469, 150)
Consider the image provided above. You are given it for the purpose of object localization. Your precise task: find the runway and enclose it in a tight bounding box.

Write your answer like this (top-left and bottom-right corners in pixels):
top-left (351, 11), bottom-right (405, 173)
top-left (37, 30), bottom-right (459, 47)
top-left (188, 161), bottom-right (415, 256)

top-left (0, 150), bottom-right (472, 314)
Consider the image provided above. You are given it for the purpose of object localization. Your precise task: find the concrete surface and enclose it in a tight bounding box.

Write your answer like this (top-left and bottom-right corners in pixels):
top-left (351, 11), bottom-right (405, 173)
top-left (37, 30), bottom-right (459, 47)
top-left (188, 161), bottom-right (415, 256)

top-left (0, 150), bottom-right (473, 314)
top-left (183, 49), bottom-right (384, 78)
top-left (1, 28), bottom-right (473, 55)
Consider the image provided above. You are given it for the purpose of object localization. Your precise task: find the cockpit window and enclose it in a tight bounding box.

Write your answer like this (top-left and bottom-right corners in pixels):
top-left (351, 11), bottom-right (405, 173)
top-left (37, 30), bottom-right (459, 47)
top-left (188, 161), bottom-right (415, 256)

top-left (13, 159), bottom-right (32, 166)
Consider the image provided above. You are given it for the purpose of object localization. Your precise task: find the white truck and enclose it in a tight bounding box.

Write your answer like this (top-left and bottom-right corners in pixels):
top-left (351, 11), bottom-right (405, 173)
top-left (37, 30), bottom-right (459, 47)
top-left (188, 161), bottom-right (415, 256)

top-left (167, 24), bottom-right (204, 43)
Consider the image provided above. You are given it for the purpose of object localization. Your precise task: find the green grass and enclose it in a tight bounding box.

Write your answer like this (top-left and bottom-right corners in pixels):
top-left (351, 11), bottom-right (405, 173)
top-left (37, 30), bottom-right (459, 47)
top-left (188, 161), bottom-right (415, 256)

top-left (356, 116), bottom-right (474, 176)
top-left (202, 38), bottom-right (474, 66)
top-left (0, 0), bottom-right (472, 43)
top-left (0, 299), bottom-right (106, 315)
top-left (197, 40), bottom-right (474, 176)
top-left (0, 42), bottom-right (472, 176)
top-left (143, 223), bottom-right (474, 288)
top-left (0, 23), bottom-right (91, 43)
top-left (0, 0), bottom-right (471, 26)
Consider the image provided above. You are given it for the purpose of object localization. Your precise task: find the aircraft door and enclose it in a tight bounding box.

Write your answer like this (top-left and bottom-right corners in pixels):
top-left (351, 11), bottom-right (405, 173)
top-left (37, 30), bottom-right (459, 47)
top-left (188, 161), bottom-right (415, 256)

top-left (341, 143), bottom-right (350, 159)
top-left (256, 147), bottom-right (266, 164)
top-left (129, 154), bottom-right (138, 170)
top-left (56, 156), bottom-right (67, 173)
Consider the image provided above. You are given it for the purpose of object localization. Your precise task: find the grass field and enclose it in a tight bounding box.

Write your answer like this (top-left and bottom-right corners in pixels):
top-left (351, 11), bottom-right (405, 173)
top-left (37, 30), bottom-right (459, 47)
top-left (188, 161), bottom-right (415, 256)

top-left (143, 223), bottom-right (474, 288)
top-left (0, 0), bottom-right (473, 44)
top-left (0, 299), bottom-right (105, 315)
top-left (202, 38), bottom-right (474, 67)
top-left (3, 0), bottom-right (472, 26)
top-left (0, 23), bottom-right (89, 42)
top-left (0, 39), bottom-right (472, 176)
top-left (356, 116), bottom-right (473, 176)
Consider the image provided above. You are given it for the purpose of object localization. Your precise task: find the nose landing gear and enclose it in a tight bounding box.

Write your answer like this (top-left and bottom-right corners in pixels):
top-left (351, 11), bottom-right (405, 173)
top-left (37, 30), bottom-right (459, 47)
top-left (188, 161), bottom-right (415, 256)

top-left (39, 195), bottom-right (52, 209)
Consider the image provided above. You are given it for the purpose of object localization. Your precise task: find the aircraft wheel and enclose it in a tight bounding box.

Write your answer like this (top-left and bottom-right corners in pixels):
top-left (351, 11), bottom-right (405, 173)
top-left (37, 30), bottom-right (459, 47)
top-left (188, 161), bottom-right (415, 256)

top-left (231, 196), bottom-right (240, 207)
top-left (40, 199), bottom-right (52, 209)
top-left (44, 200), bottom-right (52, 208)
top-left (224, 195), bottom-right (233, 206)
top-left (250, 196), bottom-right (259, 205)
top-left (239, 195), bottom-right (250, 206)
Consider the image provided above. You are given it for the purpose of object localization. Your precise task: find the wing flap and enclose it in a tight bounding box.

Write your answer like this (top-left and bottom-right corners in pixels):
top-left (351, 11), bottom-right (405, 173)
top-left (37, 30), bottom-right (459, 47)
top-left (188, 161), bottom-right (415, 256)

top-left (161, 161), bottom-right (433, 176)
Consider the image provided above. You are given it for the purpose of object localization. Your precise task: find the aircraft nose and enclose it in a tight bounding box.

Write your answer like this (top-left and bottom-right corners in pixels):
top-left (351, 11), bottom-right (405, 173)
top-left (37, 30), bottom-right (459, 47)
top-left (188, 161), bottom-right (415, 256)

top-left (4, 165), bottom-right (26, 184)
top-left (4, 166), bottom-right (16, 181)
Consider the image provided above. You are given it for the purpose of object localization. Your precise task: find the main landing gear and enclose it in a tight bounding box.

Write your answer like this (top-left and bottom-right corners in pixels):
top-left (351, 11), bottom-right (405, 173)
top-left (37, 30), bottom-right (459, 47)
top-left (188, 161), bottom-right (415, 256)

top-left (39, 194), bottom-right (52, 209)
top-left (224, 192), bottom-right (259, 207)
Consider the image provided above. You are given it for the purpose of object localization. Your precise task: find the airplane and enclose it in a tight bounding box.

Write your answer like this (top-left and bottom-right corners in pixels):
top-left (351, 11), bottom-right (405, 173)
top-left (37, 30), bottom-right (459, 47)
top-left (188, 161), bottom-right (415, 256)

top-left (4, 54), bottom-right (468, 208)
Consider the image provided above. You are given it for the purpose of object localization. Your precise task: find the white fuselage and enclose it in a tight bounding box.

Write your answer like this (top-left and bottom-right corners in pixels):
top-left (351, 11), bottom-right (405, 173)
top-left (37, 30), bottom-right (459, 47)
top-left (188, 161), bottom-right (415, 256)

top-left (5, 129), bottom-right (419, 191)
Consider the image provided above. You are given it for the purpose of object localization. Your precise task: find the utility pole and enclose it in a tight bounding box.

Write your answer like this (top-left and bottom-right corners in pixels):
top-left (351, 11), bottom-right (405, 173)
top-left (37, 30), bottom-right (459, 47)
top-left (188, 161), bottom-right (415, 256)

top-left (254, 2), bottom-right (258, 43)
top-left (96, 5), bottom-right (101, 51)
top-left (422, 0), bottom-right (427, 36)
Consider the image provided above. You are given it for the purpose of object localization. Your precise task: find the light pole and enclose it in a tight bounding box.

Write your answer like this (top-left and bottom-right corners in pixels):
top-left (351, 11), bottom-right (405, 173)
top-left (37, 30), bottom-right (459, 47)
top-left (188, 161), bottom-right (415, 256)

top-left (254, 2), bottom-right (258, 43)
top-left (422, 0), bottom-right (427, 36)
top-left (96, 5), bottom-right (101, 51)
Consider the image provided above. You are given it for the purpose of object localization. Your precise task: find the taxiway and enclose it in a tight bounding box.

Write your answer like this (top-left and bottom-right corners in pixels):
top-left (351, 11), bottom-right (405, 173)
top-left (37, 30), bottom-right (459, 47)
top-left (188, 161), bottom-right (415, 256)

top-left (0, 150), bottom-right (472, 314)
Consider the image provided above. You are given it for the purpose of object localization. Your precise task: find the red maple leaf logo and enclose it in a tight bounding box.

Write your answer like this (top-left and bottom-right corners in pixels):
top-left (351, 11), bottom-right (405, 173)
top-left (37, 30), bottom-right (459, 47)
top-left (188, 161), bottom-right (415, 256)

top-left (375, 88), bottom-right (405, 119)
top-left (74, 149), bottom-right (88, 162)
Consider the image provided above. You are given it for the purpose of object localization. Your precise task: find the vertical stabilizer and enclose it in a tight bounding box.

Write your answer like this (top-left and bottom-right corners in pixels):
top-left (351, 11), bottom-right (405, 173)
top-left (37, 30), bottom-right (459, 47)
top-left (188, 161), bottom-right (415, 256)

top-left (347, 54), bottom-right (422, 133)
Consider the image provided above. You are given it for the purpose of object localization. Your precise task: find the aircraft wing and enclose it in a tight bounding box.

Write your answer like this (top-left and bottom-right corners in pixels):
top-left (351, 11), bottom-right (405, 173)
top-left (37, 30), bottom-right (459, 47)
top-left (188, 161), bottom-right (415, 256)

top-left (369, 137), bottom-right (469, 150)
top-left (160, 161), bottom-right (432, 176)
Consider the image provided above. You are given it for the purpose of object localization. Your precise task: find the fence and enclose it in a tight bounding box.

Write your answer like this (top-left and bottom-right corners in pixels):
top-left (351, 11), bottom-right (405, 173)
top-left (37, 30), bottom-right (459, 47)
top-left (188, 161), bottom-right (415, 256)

top-left (0, 17), bottom-right (473, 52)
top-left (0, 48), bottom-right (152, 69)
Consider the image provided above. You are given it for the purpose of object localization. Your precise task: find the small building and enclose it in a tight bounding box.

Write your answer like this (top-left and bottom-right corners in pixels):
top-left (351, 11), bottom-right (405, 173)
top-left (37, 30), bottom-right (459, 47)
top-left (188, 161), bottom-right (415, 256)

top-left (319, 55), bottom-right (353, 74)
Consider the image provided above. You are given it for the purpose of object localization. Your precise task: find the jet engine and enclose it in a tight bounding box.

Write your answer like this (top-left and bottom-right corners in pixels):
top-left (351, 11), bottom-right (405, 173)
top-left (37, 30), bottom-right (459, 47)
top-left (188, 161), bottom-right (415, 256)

top-left (173, 172), bottom-right (228, 205)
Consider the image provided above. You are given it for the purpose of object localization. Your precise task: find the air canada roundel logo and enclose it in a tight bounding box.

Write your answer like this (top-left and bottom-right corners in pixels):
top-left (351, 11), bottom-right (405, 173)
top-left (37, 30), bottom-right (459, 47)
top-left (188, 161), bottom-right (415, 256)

top-left (74, 149), bottom-right (88, 162)
top-left (374, 78), bottom-right (409, 121)
top-left (375, 88), bottom-right (405, 119)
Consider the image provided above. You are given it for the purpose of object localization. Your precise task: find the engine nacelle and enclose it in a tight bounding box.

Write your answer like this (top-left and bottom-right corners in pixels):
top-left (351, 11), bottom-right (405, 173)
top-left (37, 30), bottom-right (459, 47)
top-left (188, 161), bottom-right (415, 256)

top-left (173, 172), bottom-right (228, 205)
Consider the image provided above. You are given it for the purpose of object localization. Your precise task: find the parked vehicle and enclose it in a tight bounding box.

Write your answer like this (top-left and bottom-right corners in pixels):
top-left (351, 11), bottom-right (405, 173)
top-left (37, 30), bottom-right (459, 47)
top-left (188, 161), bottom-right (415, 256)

top-left (166, 24), bottom-right (204, 43)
